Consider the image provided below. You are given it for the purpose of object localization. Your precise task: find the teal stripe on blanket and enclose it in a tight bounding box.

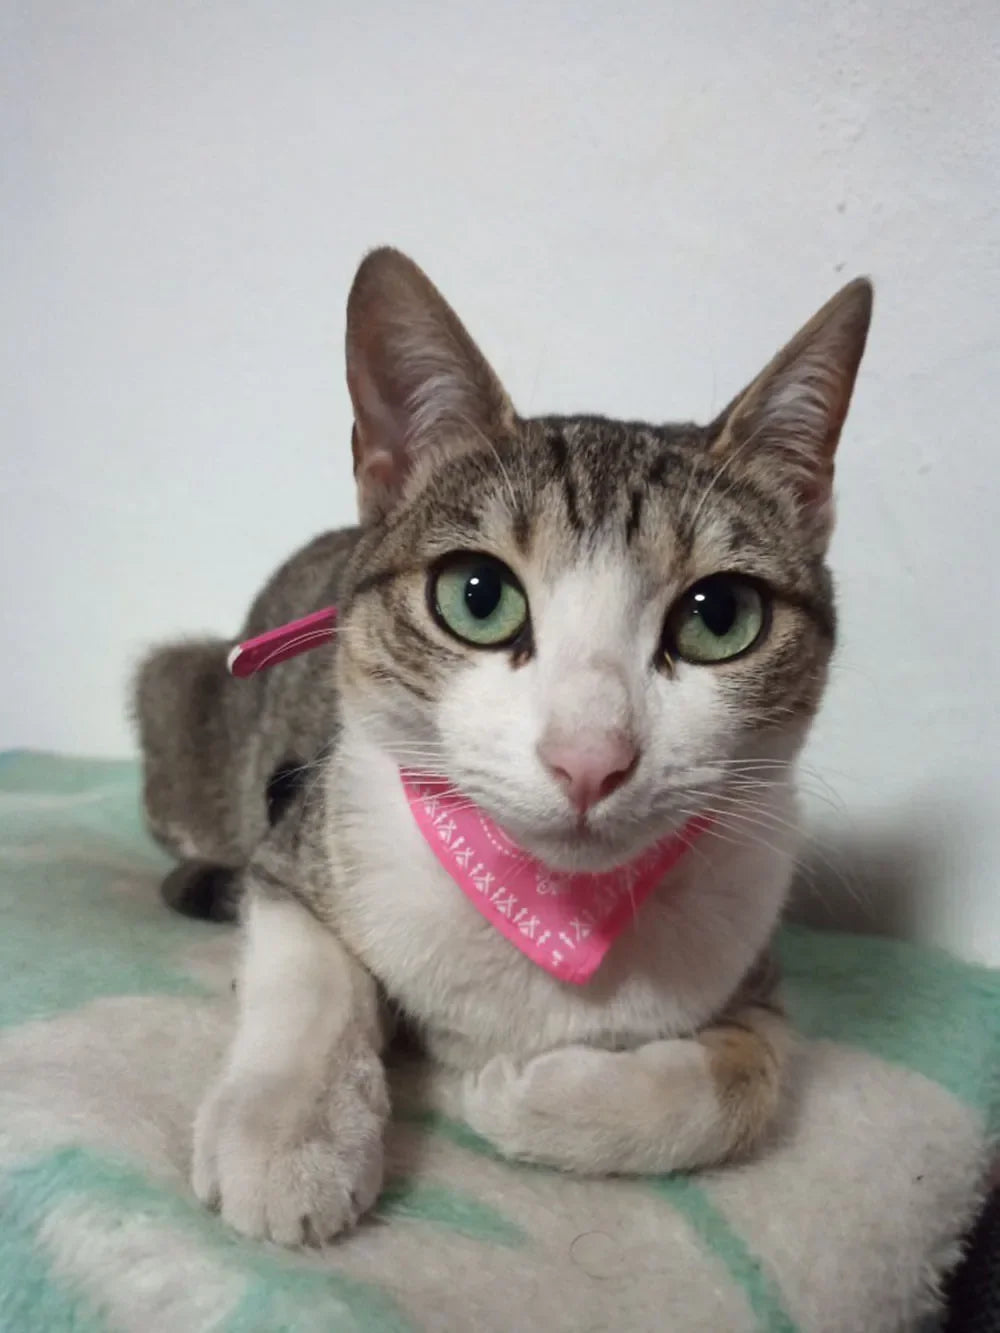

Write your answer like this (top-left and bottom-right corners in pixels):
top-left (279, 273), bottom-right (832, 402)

top-left (0, 754), bottom-right (217, 1028)
top-left (649, 1175), bottom-right (799, 1333)
top-left (0, 857), bottom-right (210, 1028)
top-left (0, 755), bottom-right (158, 858)
top-left (2, 1147), bottom-right (413, 1333)
top-left (0, 1173), bottom-right (107, 1333)
top-left (781, 924), bottom-right (1000, 1136)
top-left (0, 752), bottom-right (139, 797)
top-left (378, 1176), bottom-right (526, 1247)
top-left (412, 1109), bottom-right (794, 1330)
top-left (398, 1109), bottom-right (503, 1158)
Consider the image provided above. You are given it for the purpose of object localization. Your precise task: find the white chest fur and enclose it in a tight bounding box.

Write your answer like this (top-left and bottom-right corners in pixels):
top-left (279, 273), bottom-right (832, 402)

top-left (324, 738), bottom-right (797, 1071)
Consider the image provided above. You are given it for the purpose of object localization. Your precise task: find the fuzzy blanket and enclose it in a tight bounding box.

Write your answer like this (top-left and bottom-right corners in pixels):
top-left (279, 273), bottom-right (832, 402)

top-left (1, 751), bottom-right (998, 1333)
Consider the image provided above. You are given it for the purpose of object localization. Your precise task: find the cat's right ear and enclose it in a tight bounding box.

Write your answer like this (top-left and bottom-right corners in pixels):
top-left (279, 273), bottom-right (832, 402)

top-left (345, 248), bottom-right (515, 523)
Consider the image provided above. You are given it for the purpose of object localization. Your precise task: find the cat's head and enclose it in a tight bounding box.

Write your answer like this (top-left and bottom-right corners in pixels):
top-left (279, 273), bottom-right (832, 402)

top-left (337, 248), bottom-right (871, 872)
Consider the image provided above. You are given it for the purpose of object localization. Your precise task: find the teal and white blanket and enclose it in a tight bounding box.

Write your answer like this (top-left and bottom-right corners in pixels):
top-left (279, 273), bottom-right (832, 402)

top-left (1, 753), bottom-right (998, 1332)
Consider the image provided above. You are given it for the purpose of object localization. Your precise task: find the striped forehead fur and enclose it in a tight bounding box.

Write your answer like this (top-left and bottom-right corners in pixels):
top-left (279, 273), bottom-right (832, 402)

top-left (345, 415), bottom-right (833, 626)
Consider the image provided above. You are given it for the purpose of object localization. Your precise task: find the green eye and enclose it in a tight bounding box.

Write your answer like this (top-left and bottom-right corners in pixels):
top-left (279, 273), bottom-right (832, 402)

top-left (431, 555), bottom-right (529, 648)
top-left (666, 575), bottom-right (767, 665)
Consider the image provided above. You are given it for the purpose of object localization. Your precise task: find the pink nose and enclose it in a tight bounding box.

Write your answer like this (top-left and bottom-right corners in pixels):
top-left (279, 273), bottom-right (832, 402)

top-left (538, 731), bottom-right (639, 814)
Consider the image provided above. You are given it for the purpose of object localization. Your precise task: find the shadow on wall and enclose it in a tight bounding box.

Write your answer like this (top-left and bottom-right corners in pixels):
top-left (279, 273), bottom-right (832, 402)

top-left (785, 803), bottom-right (967, 943)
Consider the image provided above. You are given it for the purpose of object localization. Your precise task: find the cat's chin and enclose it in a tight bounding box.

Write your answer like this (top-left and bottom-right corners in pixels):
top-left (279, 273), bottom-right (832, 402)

top-left (504, 818), bottom-right (683, 876)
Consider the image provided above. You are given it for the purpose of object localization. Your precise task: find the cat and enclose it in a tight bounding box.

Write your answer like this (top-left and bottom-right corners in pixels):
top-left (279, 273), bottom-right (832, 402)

top-left (133, 247), bottom-right (871, 1245)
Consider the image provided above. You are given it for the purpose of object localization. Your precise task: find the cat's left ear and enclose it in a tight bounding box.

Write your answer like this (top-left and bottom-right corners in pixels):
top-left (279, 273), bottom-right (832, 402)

top-left (708, 278), bottom-right (873, 543)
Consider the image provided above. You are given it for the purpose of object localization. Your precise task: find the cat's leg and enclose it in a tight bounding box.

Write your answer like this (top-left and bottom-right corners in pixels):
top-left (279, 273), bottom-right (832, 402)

top-left (192, 883), bottom-right (389, 1243)
top-left (460, 1000), bottom-right (791, 1174)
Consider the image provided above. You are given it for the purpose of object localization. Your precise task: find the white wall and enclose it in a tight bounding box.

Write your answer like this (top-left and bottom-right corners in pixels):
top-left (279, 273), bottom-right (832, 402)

top-left (3, 1), bottom-right (998, 962)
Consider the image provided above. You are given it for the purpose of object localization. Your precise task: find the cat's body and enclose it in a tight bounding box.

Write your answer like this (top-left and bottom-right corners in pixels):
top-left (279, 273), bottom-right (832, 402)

top-left (136, 528), bottom-right (356, 903)
top-left (135, 250), bottom-right (871, 1244)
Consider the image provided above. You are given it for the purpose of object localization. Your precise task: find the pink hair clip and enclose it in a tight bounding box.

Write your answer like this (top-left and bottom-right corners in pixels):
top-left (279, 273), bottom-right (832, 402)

top-left (226, 606), bottom-right (337, 678)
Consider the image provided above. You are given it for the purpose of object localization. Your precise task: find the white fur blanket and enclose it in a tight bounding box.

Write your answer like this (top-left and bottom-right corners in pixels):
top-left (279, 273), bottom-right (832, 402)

top-left (1, 752), bottom-right (997, 1332)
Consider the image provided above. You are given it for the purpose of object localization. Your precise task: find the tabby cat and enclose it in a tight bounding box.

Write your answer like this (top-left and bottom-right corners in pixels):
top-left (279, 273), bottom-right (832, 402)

top-left (134, 248), bottom-right (871, 1244)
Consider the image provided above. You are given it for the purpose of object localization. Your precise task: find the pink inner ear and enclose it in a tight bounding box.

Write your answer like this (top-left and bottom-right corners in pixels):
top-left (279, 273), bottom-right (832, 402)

top-left (361, 448), bottom-right (399, 490)
top-left (344, 250), bottom-right (517, 522)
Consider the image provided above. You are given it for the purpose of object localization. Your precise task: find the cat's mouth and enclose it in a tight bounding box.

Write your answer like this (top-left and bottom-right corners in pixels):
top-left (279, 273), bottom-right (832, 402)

top-left (400, 768), bottom-right (687, 876)
top-left (490, 809), bottom-right (688, 876)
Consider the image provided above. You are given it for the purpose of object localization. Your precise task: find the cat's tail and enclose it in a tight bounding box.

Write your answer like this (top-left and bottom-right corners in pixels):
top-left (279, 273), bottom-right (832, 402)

top-left (131, 638), bottom-right (253, 922)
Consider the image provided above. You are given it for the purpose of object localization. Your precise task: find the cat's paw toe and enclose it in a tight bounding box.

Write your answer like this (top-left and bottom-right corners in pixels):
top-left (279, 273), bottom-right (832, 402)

top-left (460, 1055), bottom-right (529, 1148)
top-left (259, 1133), bottom-right (384, 1246)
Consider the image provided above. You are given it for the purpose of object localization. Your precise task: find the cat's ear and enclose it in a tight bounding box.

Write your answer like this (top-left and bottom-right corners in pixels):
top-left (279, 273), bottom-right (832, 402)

top-left (345, 247), bottom-right (515, 522)
top-left (708, 278), bottom-right (873, 541)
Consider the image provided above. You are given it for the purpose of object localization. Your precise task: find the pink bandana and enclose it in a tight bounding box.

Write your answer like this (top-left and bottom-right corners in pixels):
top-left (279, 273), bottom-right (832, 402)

top-left (402, 773), bottom-right (706, 984)
top-left (229, 608), bottom-right (706, 984)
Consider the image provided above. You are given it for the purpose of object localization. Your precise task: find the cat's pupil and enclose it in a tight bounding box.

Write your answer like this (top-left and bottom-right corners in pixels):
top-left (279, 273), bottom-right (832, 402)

top-left (693, 583), bottom-right (737, 637)
top-left (464, 566), bottom-right (503, 620)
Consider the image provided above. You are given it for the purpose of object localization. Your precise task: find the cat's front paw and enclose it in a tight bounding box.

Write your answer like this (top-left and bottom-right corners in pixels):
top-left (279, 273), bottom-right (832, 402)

top-left (192, 1043), bottom-right (388, 1245)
